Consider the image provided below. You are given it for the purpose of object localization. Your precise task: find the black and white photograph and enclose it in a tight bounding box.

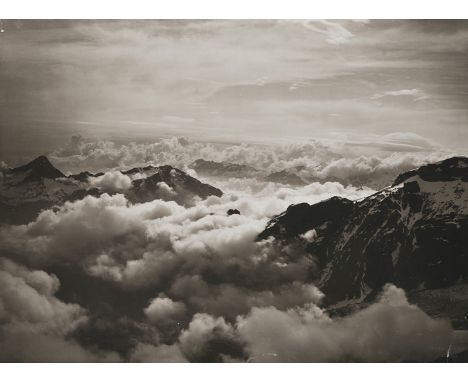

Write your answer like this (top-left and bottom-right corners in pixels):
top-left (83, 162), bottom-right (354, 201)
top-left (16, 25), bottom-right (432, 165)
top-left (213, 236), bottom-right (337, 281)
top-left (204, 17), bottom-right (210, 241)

top-left (1, 4), bottom-right (468, 368)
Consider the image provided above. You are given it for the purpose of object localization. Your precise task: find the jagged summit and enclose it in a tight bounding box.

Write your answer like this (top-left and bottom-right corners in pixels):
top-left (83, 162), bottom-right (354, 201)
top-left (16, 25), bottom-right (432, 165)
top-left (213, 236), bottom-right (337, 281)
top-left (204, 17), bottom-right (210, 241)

top-left (121, 165), bottom-right (157, 175)
top-left (130, 165), bottom-right (223, 203)
top-left (393, 156), bottom-right (468, 186)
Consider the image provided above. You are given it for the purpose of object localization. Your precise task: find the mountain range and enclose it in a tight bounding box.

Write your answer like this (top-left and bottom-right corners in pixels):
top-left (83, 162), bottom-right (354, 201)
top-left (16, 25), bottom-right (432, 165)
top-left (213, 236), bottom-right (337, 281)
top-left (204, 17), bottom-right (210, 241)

top-left (0, 156), bottom-right (222, 224)
top-left (190, 158), bottom-right (409, 189)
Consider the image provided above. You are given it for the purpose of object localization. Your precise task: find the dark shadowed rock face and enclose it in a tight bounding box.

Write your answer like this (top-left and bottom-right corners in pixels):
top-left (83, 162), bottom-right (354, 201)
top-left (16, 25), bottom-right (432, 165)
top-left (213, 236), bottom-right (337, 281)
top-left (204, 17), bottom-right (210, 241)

top-left (258, 156), bottom-right (468, 306)
top-left (227, 208), bottom-right (240, 216)
top-left (10, 155), bottom-right (65, 180)
top-left (258, 197), bottom-right (354, 240)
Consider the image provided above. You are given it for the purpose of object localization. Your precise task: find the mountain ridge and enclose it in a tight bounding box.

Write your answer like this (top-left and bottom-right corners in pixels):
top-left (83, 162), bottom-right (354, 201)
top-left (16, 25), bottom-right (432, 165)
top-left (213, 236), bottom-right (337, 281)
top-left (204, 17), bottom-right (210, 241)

top-left (258, 156), bottom-right (468, 316)
top-left (0, 156), bottom-right (223, 224)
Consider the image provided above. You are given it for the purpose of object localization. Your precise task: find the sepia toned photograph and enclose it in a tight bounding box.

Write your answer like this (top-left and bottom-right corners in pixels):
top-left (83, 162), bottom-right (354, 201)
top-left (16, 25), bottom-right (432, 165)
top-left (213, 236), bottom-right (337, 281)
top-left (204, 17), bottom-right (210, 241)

top-left (1, 17), bottom-right (468, 364)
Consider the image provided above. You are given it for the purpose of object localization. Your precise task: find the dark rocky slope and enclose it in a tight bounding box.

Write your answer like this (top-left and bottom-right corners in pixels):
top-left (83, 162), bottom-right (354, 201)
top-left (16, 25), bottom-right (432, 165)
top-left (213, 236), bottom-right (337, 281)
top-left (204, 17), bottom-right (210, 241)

top-left (258, 157), bottom-right (468, 309)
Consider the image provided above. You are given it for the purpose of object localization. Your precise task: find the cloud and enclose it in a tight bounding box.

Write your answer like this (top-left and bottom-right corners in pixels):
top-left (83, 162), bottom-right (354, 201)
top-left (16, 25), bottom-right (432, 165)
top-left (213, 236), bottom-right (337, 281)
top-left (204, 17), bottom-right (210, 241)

top-left (144, 296), bottom-right (187, 327)
top-left (48, 136), bottom-right (467, 191)
top-left (236, 284), bottom-right (451, 362)
top-left (179, 313), bottom-right (246, 362)
top-left (0, 257), bottom-right (121, 362)
top-left (151, 284), bottom-right (451, 362)
top-left (89, 171), bottom-right (132, 192)
top-left (2, 20), bottom-right (468, 165)
top-left (0, 332), bottom-right (120, 362)
top-left (300, 20), bottom-right (354, 45)
top-left (371, 88), bottom-right (429, 101)
top-left (0, 258), bottom-right (86, 335)
top-left (300, 229), bottom-right (317, 243)
top-left (372, 132), bottom-right (439, 151)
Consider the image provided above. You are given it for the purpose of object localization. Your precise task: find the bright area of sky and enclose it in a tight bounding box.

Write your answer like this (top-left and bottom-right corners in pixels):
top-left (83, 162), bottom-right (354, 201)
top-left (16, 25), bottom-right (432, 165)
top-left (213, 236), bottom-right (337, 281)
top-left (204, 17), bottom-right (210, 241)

top-left (1, 20), bottom-right (467, 162)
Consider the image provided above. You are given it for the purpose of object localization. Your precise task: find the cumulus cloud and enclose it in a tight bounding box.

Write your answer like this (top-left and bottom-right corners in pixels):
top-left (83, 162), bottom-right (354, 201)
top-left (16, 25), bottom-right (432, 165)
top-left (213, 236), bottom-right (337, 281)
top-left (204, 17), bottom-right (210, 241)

top-left (179, 313), bottom-right (246, 362)
top-left (236, 284), bottom-right (452, 362)
top-left (147, 284), bottom-right (451, 363)
top-left (0, 258), bottom-right (120, 362)
top-left (145, 296), bottom-right (187, 327)
top-left (0, 258), bottom-right (86, 335)
top-left (89, 171), bottom-right (132, 192)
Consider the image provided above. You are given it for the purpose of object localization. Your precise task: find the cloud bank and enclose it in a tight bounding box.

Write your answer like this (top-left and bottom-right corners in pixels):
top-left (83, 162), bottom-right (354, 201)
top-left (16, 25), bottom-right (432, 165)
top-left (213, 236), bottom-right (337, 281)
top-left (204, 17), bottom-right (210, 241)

top-left (48, 136), bottom-right (468, 191)
top-left (0, 180), bottom-right (454, 361)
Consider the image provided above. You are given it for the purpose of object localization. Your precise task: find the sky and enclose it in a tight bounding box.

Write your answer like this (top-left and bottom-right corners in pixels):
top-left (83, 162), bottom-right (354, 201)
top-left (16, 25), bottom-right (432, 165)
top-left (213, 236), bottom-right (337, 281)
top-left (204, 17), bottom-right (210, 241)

top-left (1, 20), bottom-right (468, 162)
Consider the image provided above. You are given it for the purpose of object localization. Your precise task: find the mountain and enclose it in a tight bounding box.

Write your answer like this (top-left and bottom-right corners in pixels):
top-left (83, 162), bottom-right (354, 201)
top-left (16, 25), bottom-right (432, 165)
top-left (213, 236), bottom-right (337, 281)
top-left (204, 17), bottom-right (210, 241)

top-left (191, 159), bottom-right (258, 178)
top-left (0, 156), bottom-right (83, 224)
top-left (0, 157), bottom-right (223, 224)
top-left (129, 165), bottom-right (223, 204)
top-left (9, 155), bottom-right (66, 180)
top-left (264, 168), bottom-right (307, 186)
top-left (258, 157), bottom-right (468, 318)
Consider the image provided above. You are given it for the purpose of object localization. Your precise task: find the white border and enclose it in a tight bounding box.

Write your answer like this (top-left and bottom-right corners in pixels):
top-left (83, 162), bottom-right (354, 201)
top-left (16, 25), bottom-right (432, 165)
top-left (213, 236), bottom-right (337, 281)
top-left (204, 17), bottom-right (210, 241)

top-left (2, 0), bottom-right (468, 19)
top-left (2, 1), bottom-right (468, 380)
top-left (2, 363), bottom-right (467, 382)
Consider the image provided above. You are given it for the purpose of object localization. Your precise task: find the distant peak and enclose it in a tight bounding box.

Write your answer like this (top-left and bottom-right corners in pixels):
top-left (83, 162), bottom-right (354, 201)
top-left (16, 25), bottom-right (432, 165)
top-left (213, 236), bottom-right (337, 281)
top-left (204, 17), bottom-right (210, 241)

top-left (12, 155), bottom-right (65, 179)
top-left (29, 155), bottom-right (52, 166)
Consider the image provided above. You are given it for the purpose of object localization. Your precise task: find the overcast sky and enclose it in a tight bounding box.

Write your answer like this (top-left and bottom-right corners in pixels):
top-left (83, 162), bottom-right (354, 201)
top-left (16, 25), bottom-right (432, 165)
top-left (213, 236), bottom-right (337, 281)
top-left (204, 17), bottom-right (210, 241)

top-left (1, 20), bottom-right (467, 161)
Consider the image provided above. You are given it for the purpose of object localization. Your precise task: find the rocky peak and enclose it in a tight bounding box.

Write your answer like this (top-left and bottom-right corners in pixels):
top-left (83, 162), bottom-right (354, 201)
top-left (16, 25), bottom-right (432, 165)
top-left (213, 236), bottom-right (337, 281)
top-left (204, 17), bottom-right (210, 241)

top-left (393, 156), bottom-right (468, 186)
top-left (258, 196), bottom-right (354, 241)
top-left (130, 165), bottom-right (223, 204)
top-left (10, 155), bottom-right (65, 180)
top-left (121, 165), bottom-right (157, 176)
